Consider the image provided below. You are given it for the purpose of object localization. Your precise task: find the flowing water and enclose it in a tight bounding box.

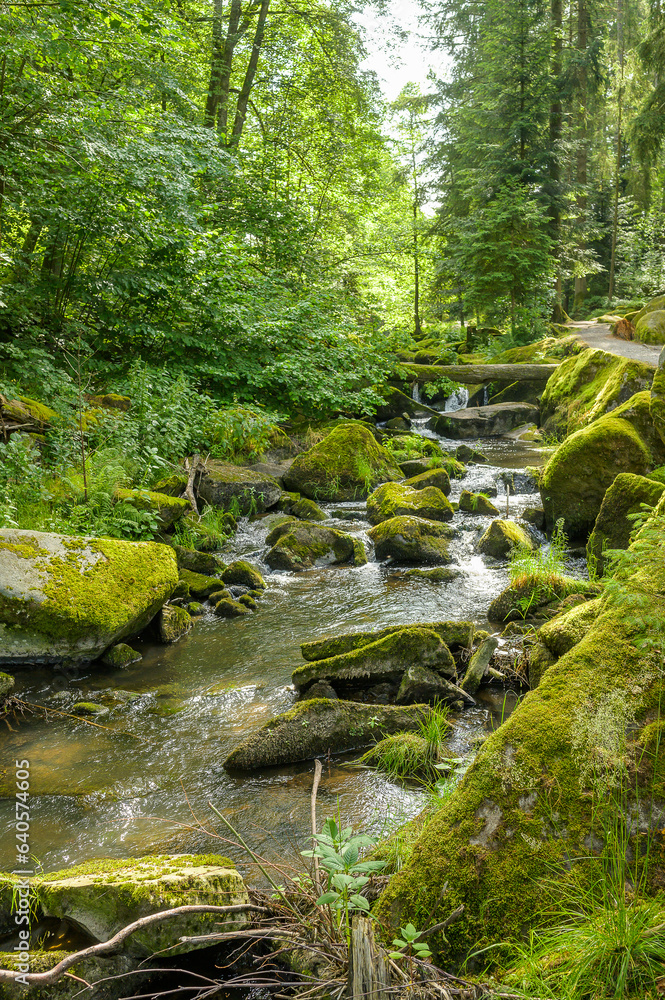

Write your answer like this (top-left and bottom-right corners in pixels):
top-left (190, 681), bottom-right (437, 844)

top-left (0, 419), bottom-right (567, 877)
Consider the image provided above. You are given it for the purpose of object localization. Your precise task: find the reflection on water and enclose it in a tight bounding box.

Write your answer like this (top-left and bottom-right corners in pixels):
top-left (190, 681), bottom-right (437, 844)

top-left (0, 435), bottom-right (551, 873)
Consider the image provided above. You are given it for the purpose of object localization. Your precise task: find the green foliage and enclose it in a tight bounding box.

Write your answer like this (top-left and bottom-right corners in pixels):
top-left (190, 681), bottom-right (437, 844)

top-left (389, 922), bottom-right (433, 962)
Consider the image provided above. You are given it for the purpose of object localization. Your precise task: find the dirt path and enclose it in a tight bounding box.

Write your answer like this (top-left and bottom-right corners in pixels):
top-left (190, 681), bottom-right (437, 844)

top-left (568, 320), bottom-right (662, 367)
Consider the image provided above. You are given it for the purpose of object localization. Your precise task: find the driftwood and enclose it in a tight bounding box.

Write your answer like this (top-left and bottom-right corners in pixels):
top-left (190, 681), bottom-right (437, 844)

top-left (0, 904), bottom-right (267, 987)
top-left (403, 363), bottom-right (559, 385)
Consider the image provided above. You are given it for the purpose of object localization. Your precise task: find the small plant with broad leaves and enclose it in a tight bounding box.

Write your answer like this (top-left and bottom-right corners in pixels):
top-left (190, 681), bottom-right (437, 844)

top-left (389, 922), bottom-right (433, 962)
top-left (302, 818), bottom-right (386, 944)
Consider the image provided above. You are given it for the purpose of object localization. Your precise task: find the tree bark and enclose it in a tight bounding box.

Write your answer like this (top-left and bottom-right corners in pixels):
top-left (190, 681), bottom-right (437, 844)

top-left (403, 363), bottom-right (560, 384)
top-left (608, 0), bottom-right (624, 301)
top-left (550, 0), bottom-right (563, 315)
top-left (573, 0), bottom-right (588, 314)
top-left (229, 0), bottom-right (270, 147)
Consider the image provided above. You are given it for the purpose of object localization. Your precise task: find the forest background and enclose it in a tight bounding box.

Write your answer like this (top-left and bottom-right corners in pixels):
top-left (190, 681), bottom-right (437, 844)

top-left (1, 0), bottom-right (665, 536)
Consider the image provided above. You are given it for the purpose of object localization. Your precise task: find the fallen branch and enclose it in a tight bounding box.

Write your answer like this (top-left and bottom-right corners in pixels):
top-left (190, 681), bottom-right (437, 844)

top-left (0, 904), bottom-right (267, 986)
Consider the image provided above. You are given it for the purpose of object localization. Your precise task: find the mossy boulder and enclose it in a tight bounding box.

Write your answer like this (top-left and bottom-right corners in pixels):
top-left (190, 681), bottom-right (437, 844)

top-left (157, 605), bottom-right (192, 642)
top-left (0, 395), bottom-right (58, 427)
top-left (477, 519), bottom-right (536, 559)
top-left (34, 854), bottom-right (248, 958)
top-left (87, 392), bottom-right (131, 411)
top-left (178, 568), bottom-right (224, 599)
top-left (632, 294), bottom-right (665, 326)
top-left (368, 516), bottom-right (454, 564)
top-left (223, 699), bottom-right (431, 770)
top-left (430, 402), bottom-right (539, 439)
top-left (152, 473), bottom-right (188, 498)
top-left (539, 348), bottom-right (654, 436)
top-left (265, 521), bottom-right (366, 571)
top-left (455, 444), bottom-right (488, 464)
top-left (214, 597), bottom-right (251, 618)
top-left (459, 491), bottom-right (500, 516)
top-left (301, 620), bottom-right (474, 662)
top-left (366, 482), bottom-right (453, 526)
top-left (283, 423), bottom-right (402, 501)
top-left (197, 461), bottom-right (281, 513)
top-left (538, 598), bottom-right (601, 658)
top-left (0, 672), bottom-right (15, 698)
top-left (650, 358), bottom-right (665, 449)
top-left (172, 545), bottom-right (224, 576)
top-left (374, 503), bottom-right (665, 959)
top-left (221, 560), bottom-right (266, 590)
top-left (405, 567), bottom-right (460, 583)
top-left (397, 664), bottom-right (474, 707)
top-left (488, 576), bottom-right (596, 623)
top-left (276, 491), bottom-right (327, 521)
top-left (292, 626), bottom-right (456, 694)
top-left (0, 950), bottom-right (136, 1000)
top-left (100, 643), bottom-right (141, 668)
top-left (539, 412), bottom-right (651, 538)
top-left (0, 530), bottom-right (178, 666)
top-left (636, 309), bottom-right (665, 345)
top-left (587, 473), bottom-right (665, 576)
top-left (114, 488), bottom-right (189, 529)
top-left (403, 468), bottom-right (451, 496)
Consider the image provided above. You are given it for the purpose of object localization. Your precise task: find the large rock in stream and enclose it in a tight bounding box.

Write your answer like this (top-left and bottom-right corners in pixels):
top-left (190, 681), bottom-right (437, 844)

top-left (366, 482), bottom-right (453, 526)
top-left (223, 698), bottom-right (432, 770)
top-left (283, 423), bottom-right (402, 501)
top-left (0, 530), bottom-right (178, 665)
top-left (429, 402), bottom-right (539, 439)
top-left (587, 472), bottom-right (665, 575)
top-left (265, 521), bottom-right (366, 570)
top-left (197, 460), bottom-right (281, 513)
top-left (368, 516), bottom-right (454, 564)
top-left (375, 493), bottom-right (665, 958)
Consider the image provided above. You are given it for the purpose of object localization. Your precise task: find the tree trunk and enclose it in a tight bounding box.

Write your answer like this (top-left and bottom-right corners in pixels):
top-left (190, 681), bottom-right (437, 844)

top-left (573, 0), bottom-right (588, 315)
top-left (229, 0), bottom-right (270, 147)
top-left (608, 0), bottom-right (624, 301)
top-left (550, 0), bottom-right (563, 316)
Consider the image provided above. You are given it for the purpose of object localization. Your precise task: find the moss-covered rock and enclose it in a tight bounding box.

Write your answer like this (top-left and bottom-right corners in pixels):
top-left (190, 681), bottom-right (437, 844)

top-left (0, 530), bottom-right (178, 666)
top-left (223, 699), bottom-right (431, 770)
top-left (301, 620), bottom-right (474, 662)
top-left (276, 492), bottom-right (327, 521)
top-left (283, 423), bottom-right (402, 501)
top-left (459, 491), bottom-right (500, 516)
top-left (405, 567), bottom-right (460, 583)
top-left (374, 503), bottom-right (665, 959)
top-left (650, 360), bottom-right (665, 450)
top-left (636, 309), bottom-right (665, 344)
top-left (87, 392), bottom-right (131, 412)
top-left (403, 468), bottom-right (451, 496)
top-left (538, 598), bottom-right (601, 658)
top-left (430, 402), bottom-right (539, 439)
top-left (34, 854), bottom-right (248, 958)
top-left (369, 516), bottom-right (454, 564)
top-left (488, 576), bottom-right (596, 623)
top-left (157, 605), bottom-right (192, 642)
top-left (455, 444), bottom-right (488, 464)
top-left (114, 488), bottom-right (189, 529)
top-left (527, 642), bottom-right (557, 688)
top-left (587, 473), bottom-right (665, 575)
top-left (266, 521), bottom-right (366, 571)
top-left (521, 506), bottom-right (545, 530)
top-left (632, 294), bottom-right (665, 326)
top-left (367, 482), bottom-right (454, 526)
top-left (214, 597), bottom-right (251, 618)
top-left (611, 389), bottom-right (665, 464)
top-left (396, 664), bottom-right (474, 707)
top-left (100, 643), bottom-right (141, 668)
top-left (0, 395), bottom-right (58, 427)
top-left (152, 472), bottom-right (188, 497)
top-left (539, 412), bottom-right (651, 538)
top-left (221, 560), bottom-right (266, 590)
top-left (0, 672), bottom-right (15, 698)
top-left (539, 348), bottom-right (654, 436)
top-left (0, 950), bottom-right (136, 1000)
top-left (71, 701), bottom-right (108, 716)
top-left (197, 461), bottom-right (281, 513)
top-left (178, 568), bottom-right (224, 599)
top-left (172, 545), bottom-right (224, 576)
top-left (237, 593), bottom-right (257, 610)
top-left (477, 519), bottom-right (536, 558)
top-left (292, 626), bottom-right (456, 693)
top-left (460, 636), bottom-right (500, 694)
top-left (361, 733), bottom-right (435, 777)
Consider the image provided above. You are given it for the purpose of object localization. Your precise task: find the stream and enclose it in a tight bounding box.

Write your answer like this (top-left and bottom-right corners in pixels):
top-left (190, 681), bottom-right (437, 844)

top-left (0, 421), bottom-right (578, 877)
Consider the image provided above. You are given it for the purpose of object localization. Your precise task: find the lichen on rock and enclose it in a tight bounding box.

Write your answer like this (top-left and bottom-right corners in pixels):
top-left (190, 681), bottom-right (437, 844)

top-left (369, 515), bottom-right (454, 564)
top-left (477, 519), bottom-right (535, 558)
top-left (366, 482), bottom-right (453, 526)
top-left (265, 521), bottom-right (367, 571)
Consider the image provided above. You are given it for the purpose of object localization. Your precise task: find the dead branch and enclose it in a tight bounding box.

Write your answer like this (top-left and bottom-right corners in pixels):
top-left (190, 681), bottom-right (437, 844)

top-left (0, 904), bottom-right (267, 986)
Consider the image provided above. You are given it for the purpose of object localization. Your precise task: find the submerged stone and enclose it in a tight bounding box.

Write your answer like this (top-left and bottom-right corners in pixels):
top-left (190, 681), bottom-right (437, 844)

top-left (100, 643), bottom-right (141, 668)
top-left (157, 605), bottom-right (192, 643)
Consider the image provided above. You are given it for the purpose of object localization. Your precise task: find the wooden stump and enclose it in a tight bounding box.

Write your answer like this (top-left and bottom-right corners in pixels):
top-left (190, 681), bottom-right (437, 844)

top-left (347, 915), bottom-right (390, 1000)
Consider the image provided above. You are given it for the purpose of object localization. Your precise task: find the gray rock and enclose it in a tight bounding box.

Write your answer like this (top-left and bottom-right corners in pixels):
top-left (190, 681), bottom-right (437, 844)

top-left (368, 516), bottom-right (455, 564)
top-left (430, 402), bottom-right (540, 439)
top-left (396, 664), bottom-right (475, 707)
top-left (197, 461), bottom-right (281, 513)
top-left (266, 521), bottom-right (367, 571)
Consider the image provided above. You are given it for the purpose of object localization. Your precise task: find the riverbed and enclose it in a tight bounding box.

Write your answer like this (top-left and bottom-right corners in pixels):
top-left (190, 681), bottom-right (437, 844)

top-left (0, 430), bottom-right (576, 876)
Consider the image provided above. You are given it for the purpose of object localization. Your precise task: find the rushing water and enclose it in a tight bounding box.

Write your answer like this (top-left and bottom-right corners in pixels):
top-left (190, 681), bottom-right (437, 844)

top-left (0, 422), bottom-right (564, 876)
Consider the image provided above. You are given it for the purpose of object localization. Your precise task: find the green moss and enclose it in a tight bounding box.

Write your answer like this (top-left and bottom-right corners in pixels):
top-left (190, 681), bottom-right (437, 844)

top-left (636, 309), bottom-right (665, 344)
top-left (404, 567), bottom-right (460, 583)
top-left (459, 491), bottom-right (500, 516)
top-left (153, 473), bottom-right (188, 497)
top-left (540, 414), bottom-right (651, 537)
top-left (540, 348), bottom-right (655, 436)
top-left (538, 598), bottom-right (601, 658)
top-left (367, 482), bottom-right (453, 526)
top-left (402, 468), bottom-right (451, 496)
top-left (17, 396), bottom-right (58, 424)
top-left (650, 365), bottom-right (665, 450)
top-left (284, 423), bottom-right (402, 501)
top-left (158, 605), bottom-right (192, 642)
top-left (0, 532), bottom-right (178, 644)
top-left (238, 593), bottom-right (257, 610)
top-left (214, 597), bottom-right (251, 617)
top-left (178, 567), bottom-right (224, 598)
top-left (368, 515), bottom-right (454, 564)
top-left (587, 473), bottom-right (665, 575)
top-left (488, 575), bottom-right (597, 622)
top-left (115, 489), bottom-right (189, 527)
top-left (477, 519), bottom-right (535, 558)
top-left (266, 522), bottom-right (366, 571)
top-left (301, 620), bottom-right (473, 661)
top-left (292, 626), bottom-right (455, 692)
top-left (87, 392), bottom-right (131, 411)
top-left (221, 560), bottom-right (265, 589)
top-left (100, 643), bottom-right (140, 668)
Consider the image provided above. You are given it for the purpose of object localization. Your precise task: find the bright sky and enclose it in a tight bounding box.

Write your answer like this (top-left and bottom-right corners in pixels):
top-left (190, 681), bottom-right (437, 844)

top-left (355, 0), bottom-right (447, 103)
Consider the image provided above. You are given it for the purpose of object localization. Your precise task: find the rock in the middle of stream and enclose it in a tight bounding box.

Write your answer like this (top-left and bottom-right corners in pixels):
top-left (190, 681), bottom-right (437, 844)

top-left (265, 520), bottom-right (367, 570)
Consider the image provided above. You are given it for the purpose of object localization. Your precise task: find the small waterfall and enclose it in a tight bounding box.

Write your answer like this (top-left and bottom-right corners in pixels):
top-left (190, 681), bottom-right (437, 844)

top-left (444, 387), bottom-right (469, 412)
top-left (412, 383), bottom-right (422, 404)
top-left (483, 386), bottom-right (489, 406)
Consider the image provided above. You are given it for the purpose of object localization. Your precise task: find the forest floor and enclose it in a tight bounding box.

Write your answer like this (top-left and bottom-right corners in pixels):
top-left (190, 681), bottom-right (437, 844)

top-left (568, 319), bottom-right (662, 365)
